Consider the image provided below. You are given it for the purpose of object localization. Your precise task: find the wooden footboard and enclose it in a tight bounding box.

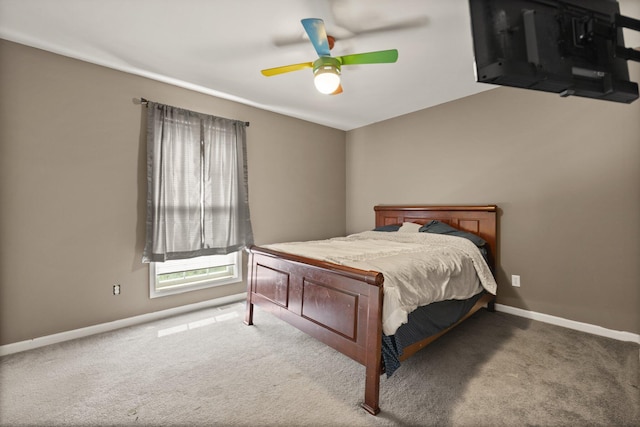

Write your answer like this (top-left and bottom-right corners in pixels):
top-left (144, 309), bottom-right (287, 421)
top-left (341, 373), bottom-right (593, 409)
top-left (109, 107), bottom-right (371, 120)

top-left (245, 205), bottom-right (498, 415)
top-left (244, 245), bottom-right (385, 415)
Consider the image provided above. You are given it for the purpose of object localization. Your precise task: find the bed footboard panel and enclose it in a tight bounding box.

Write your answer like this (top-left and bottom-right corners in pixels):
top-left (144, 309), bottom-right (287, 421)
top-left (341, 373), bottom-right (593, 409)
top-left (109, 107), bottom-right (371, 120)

top-left (246, 247), bottom-right (383, 363)
top-left (245, 246), bottom-right (384, 414)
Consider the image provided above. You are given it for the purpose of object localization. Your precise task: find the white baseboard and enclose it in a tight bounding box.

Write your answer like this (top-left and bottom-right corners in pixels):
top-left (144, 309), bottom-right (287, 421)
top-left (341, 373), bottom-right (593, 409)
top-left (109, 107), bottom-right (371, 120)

top-left (495, 303), bottom-right (640, 344)
top-left (0, 293), bottom-right (247, 357)
top-left (2, 296), bottom-right (636, 357)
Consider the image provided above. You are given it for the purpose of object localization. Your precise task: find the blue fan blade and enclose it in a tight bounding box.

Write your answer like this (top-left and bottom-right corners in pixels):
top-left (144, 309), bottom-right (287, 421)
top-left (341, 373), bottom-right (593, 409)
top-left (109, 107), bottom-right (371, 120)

top-left (301, 18), bottom-right (331, 57)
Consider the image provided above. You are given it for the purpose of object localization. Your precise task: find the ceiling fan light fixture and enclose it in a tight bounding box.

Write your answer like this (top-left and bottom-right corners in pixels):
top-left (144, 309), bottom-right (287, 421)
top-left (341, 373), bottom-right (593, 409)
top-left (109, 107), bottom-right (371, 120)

top-left (261, 19), bottom-right (399, 96)
top-left (313, 57), bottom-right (341, 94)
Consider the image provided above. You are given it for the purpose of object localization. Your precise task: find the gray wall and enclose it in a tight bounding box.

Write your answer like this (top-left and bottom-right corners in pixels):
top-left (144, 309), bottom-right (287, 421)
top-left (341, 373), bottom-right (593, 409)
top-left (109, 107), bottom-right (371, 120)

top-left (0, 40), bottom-right (346, 346)
top-left (346, 83), bottom-right (640, 334)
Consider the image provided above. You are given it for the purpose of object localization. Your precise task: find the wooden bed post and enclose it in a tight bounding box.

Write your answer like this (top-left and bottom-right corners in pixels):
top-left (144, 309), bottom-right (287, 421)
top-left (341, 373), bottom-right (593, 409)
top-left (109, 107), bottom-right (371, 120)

top-left (244, 297), bottom-right (254, 326)
top-left (362, 282), bottom-right (384, 415)
top-left (243, 248), bottom-right (254, 326)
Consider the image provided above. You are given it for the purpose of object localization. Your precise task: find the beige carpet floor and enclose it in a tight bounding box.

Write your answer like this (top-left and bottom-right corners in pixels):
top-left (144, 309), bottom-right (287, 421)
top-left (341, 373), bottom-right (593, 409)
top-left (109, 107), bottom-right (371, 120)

top-left (1, 301), bottom-right (638, 426)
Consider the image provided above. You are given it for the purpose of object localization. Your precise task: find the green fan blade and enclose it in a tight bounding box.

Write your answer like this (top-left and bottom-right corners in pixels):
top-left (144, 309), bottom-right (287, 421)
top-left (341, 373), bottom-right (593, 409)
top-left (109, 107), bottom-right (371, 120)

top-left (337, 49), bottom-right (398, 66)
top-left (261, 62), bottom-right (313, 77)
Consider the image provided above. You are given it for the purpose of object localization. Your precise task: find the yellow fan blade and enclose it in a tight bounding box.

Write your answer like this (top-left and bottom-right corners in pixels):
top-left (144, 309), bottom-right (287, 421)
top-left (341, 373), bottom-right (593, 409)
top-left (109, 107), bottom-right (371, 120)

top-left (261, 62), bottom-right (313, 76)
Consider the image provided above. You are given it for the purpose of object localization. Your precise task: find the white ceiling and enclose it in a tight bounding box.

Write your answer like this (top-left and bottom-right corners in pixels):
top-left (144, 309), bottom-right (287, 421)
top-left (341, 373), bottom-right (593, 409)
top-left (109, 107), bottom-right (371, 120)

top-left (1, 0), bottom-right (639, 131)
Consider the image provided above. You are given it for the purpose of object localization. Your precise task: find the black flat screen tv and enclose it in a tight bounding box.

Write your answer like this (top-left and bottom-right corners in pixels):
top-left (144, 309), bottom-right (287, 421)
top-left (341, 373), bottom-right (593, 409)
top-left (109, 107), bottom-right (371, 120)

top-left (468, 0), bottom-right (639, 103)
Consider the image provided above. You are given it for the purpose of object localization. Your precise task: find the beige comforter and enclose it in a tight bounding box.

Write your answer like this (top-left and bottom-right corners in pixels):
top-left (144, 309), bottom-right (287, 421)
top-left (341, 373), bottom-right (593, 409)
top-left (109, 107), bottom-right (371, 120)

top-left (265, 230), bottom-right (497, 336)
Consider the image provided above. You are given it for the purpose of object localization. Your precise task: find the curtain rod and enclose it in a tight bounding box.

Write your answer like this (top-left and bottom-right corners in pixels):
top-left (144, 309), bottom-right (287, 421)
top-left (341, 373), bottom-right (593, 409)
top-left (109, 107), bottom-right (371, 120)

top-left (133, 97), bottom-right (250, 127)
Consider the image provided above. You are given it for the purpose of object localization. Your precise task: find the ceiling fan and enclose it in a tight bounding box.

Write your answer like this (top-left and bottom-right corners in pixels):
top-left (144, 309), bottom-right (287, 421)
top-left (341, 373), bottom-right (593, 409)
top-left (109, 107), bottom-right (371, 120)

top-left (260, 18), bottom-right (398, 95)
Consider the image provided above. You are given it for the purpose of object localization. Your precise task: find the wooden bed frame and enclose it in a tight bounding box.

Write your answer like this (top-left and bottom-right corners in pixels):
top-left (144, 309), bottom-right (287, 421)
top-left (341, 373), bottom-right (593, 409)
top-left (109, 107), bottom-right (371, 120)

top-left (244, 205), bottom-right (498, 415)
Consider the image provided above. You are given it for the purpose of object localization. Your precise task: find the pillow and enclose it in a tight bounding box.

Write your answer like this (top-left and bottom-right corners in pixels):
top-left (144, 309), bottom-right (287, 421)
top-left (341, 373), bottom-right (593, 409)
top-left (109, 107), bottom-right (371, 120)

top-left (372, 224), bottom-right (401, 232)
top-left (419, 220), bottom-right (487, 247)
top-left (398, 222), bottom-right (422, 233)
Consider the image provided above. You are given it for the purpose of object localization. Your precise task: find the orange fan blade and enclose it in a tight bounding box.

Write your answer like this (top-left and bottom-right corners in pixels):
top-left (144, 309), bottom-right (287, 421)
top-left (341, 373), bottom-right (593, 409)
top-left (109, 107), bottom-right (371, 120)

top-left (330, 84), bottom-right (343, 95)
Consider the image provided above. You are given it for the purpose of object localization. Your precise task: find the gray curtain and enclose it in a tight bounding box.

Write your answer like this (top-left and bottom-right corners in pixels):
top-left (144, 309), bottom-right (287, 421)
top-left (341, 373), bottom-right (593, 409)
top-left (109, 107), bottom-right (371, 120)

top-left (143, 102), bottom-right (253, 262)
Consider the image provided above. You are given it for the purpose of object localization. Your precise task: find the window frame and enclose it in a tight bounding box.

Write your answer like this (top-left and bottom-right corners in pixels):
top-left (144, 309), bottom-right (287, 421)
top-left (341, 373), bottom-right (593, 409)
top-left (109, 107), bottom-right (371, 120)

top-left (149, 252), bottom-right (241, 298)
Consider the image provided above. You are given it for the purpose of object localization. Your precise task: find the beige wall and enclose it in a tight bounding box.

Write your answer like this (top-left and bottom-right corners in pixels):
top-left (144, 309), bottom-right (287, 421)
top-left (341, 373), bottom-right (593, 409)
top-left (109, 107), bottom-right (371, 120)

top-left (346, 77), bottom-right (640, 334)
top-left (2, 29), bottom-right (639, 347)
top-left (0, 40), bottom-right (345, 346)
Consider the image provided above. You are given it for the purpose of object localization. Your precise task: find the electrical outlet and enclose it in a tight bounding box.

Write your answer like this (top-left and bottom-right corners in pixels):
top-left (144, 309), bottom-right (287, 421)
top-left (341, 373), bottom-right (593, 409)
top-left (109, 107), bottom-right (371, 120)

top-left (511, 275), bottom-right (521, 287)
top-left (113, 284), bottom-right (121, 295)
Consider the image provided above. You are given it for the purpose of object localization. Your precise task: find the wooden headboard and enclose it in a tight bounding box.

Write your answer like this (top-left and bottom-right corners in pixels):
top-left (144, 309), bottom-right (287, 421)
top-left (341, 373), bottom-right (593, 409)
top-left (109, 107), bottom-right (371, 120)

top-left (374, 205), bottom-right (498, 268)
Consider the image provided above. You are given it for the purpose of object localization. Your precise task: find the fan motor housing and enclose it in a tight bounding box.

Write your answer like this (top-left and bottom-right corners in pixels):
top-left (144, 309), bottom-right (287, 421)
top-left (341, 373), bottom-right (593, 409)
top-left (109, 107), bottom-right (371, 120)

top-left (313, 56), bottom-right (341, 75)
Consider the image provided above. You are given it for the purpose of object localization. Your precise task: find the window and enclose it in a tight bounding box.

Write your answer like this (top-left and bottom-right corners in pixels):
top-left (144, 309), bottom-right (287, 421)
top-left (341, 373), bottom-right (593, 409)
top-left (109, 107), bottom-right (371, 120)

top-left (149, 252), bottom-right (241, 298)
